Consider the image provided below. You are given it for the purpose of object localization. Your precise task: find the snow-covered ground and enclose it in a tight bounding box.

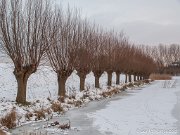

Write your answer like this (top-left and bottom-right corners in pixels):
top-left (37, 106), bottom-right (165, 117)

top-left (11, 78), bottom-right (179, 135)
top-left (88, 77), bottom-right (180, 135)
top-left (0, 63), bottom-right (126, 102)
top-left (0, 62), bottom-right (127, 128)
top-left (2, 61), bottom-right (178, 135)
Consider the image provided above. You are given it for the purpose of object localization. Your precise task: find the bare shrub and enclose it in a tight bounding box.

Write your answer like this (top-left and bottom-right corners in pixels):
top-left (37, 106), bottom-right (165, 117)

top-left (34, 109), bottom-right (46, 121)
top-left (44, 108), bottom-right (52, 115)
top-left (0, 109), bottom-right (17, 129)
top-left (51, 102), bottom-right (63, 113)
top-left (133, 82), bottom-right (141, 86)
top-left (126, 82), bottom-right (134, 87)
top-left (25, 112), bottom-right (33, 121)
top-left (149, 74), bottom-right (172, 80)
top-left (110, 88), bottom-right (120, 94)
top-left (101, 88), bottom-right (120, 98)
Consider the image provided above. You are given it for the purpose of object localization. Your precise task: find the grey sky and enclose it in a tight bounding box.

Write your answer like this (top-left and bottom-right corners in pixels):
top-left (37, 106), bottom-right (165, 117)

top-left (58, 0), bottom-right (180, 45)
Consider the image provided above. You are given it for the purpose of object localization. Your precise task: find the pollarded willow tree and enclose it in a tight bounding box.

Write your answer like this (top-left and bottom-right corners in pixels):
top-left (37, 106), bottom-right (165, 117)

top-left (47, 8), bottom-right (81, 97)
top-left (113, 35), bottom-right (129, 85)
top-left (104, 32), bottom-right (117, 86)
top-left (74, 22), bottom-right (94, 91)
top-left (0, 0), bottom-right (52, 104)
top-left (91, 30), bottom-right (107, 88)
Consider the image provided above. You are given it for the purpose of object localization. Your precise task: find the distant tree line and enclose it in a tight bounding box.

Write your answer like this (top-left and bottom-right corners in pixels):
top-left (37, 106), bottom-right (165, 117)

top-left (144, 44), bottom-right (180, 75)
top-left (0, 0), bottom-right (159, 104)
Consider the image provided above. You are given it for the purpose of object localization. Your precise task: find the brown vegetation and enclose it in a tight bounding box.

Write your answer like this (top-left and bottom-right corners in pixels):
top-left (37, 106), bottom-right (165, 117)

top-left (149, 74), bottom-right (172, 80)
top-left (34, 109), bottom-right (46, 121)
top-left (0, 109), bottom-right (17, 129)
top-left (51, 102), bottom-right (64, 113)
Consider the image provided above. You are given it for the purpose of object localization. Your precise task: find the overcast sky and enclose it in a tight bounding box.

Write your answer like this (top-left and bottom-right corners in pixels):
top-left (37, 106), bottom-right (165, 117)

top-left (58, 0), bottom-right (180, 45)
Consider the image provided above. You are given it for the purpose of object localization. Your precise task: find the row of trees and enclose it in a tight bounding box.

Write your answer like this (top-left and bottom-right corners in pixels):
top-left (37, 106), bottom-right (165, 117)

top-left (0, 0), bottom-right (156, 104)
top-left (143, 44), bottom-right (180, 73)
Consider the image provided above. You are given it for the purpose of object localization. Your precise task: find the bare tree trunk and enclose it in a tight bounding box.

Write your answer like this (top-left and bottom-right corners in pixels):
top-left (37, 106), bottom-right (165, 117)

top-left (14, 69), bottom-right (32, 104)
top-left (116, 72), bottom-right (120, 85)
top-left (95, 75), bottom-right (100, 88)
top-left (57, 75), bottom-right (68, 97)
top-left (125, 74), bottom-right (128, 83)
top-left (134, 75), bottom-right (136, 81)
top-left (94, 71), bottom-right (103, 88)
top-left (128, 74), bottom-right (132, 82)
top-left (15, 74), bottom-right (28, 104)
top-left (107, 71), bottom-right (112, 86)
top-left (78, 72), bottom-right (86, 91)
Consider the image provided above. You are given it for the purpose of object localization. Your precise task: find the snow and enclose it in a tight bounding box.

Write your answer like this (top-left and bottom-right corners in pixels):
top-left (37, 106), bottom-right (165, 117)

top-left (88, 78), bottom-right (179, 135)
top-left (1, 60), bottom-right (177, 135)
top-left (0, 63), bottom-right (126, 102)
top-left (0, 62), bottom-right (127, 128)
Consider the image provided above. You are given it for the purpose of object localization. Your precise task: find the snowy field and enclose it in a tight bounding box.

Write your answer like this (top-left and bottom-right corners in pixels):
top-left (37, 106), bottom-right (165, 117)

top-left (88, 77), bottom-right (180, 135)
top-left (0, 63), bottom-right (126, 102)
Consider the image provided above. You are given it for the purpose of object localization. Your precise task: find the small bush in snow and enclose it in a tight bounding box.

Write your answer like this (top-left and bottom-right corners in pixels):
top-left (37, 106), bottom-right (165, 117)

top-left (0, 109), bottom-right (17, 129)
top-left (133, 82), bottom-right (141, 86)
top-left (51, 102), bottom-right (64, 113)
top-left (34, 109), bottom-right (46, 121)
top-left (25, 112), bottom-right (33, 121)
top-left (126, 83), bottom-right (134, 87)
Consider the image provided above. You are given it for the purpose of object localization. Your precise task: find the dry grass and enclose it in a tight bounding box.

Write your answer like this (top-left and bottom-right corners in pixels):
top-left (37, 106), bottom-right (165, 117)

top-left (34, 109), bottom-right (46, 121)
top-left (0, 109), bottom-right (17, 129)
top-left (101, 88), bottom-right (120, 98)
top-left (51, 102), bottom-right (64, 113)
top-left (25, 108), bottom-right (52, 121)
top-left (149, 74), bottom-right (172, 80)
top-left (126, 82), bottom-right (134, 87)
top-left (25, 112), bottom-right (34, 121)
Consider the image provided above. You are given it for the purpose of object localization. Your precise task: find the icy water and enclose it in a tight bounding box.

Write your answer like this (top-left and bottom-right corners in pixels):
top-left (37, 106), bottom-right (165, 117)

top-left (11, 91), bottom-right (130, 135)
